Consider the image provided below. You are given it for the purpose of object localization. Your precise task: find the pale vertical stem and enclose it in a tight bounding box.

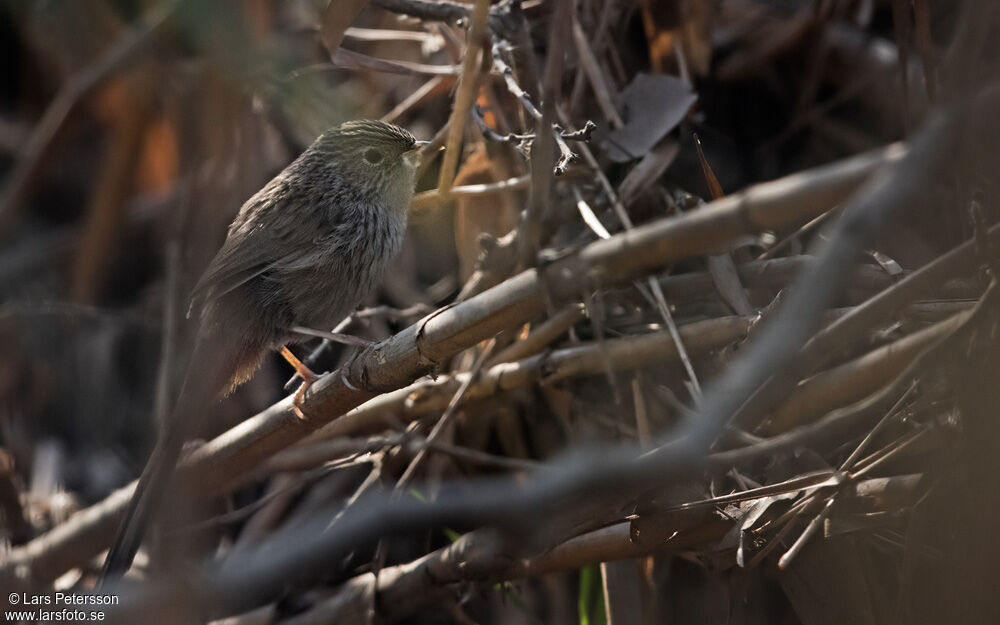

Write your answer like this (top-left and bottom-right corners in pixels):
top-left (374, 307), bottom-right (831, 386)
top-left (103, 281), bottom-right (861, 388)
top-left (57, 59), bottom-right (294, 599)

top-left (436, 0), bottom-right (491, 198)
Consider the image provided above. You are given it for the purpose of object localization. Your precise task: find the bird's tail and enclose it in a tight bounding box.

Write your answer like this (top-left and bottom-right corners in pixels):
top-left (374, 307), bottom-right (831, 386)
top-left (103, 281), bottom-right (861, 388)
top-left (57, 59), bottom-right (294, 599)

top-left (101, 329), bottom-right (261, 581)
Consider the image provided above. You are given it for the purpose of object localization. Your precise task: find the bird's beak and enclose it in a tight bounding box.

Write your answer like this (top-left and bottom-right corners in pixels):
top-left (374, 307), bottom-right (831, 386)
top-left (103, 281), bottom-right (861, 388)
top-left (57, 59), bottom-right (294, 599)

top-left (404, 141), bottom-right (431, 167)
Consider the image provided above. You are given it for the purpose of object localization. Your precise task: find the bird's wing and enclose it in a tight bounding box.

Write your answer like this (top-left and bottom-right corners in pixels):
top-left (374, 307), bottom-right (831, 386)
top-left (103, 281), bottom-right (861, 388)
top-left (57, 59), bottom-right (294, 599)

top-left (188, 175), bottom-right (347, 316)
top-left (188, 181), bottom-right (291, 316)
top-left (188, 229), bottom-right (272, 316)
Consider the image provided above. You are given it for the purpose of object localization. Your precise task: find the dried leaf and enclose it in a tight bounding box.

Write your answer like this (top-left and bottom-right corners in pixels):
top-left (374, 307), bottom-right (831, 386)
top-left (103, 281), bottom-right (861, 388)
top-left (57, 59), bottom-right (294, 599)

top-left (694, 134), bottom-right (755, 316)
top-left (707, 255), bottom-right (755, 316)
top-left (735, 492), bottom-right (797, 567)
top-left (602, 73), bottom-right (696, 162)
top-left (639, 0), bottom-right (679, 74)
top-left (319, 0), bottom-right (369, 56)
top-left (618, 137), bottom-right (680, 206)
top-left (867, 250), bottom-right (903, 276)
top-left (453, 146), bottom-right (521, 281)
top-left (693, 133), bottom-right (724, 200)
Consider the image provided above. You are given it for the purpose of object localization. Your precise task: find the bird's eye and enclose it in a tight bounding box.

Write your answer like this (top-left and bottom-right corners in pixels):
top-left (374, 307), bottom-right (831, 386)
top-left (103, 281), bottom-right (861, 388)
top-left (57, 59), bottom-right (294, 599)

top-left (363, 148), bottom-right (383, 164)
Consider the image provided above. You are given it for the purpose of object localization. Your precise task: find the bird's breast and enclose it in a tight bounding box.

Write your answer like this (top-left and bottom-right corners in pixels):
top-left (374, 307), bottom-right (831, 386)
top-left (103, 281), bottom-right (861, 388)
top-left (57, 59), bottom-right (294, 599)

top-left (284, 203), bottom-right (407, 333)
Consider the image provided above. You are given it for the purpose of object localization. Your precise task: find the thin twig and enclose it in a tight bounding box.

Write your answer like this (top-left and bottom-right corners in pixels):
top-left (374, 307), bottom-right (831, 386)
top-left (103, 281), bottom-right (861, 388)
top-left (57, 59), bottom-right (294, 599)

top-left (289, 326), bottom-right (374, 347)
top-left (637, 279), bottom-right (703, 400)
top-left (395, 340), bottom-right (497, 490)
top-left (777, 496), bottom-right (836, 569)
top-left (839, 382), bottom-right (918, 471)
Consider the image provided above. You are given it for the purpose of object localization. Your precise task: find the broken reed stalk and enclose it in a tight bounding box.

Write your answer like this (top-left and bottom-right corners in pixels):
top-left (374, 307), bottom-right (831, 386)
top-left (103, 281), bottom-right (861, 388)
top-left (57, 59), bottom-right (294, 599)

top-left (260, 474), bottom-right (925, 624)
top-left (759, 310), bottom-right (968, 435)
top-left (732, 219), bottom-right (1000, 432)
top-left (0, 143), bottom-right (900, 589)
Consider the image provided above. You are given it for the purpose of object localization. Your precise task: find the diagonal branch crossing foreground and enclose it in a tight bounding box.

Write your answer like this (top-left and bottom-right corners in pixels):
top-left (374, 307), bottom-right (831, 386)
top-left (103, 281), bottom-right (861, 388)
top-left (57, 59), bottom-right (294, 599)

top-left (0, 142), bottom-right (902, 589)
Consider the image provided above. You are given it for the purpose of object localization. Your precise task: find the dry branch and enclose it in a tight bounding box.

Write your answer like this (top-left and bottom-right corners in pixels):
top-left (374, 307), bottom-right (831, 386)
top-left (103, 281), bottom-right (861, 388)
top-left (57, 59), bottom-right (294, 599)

top-left (761, 311), bottom-right (968, 435)
top-left (0, 142), bottom-right (901, 589)
top-left (288, 315), bottom-right (751, 449)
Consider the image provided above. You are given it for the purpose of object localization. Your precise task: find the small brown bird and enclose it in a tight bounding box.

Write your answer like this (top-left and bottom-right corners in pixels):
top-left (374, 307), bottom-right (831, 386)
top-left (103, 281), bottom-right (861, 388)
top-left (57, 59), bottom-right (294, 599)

top-left (103, 120), bottom-right (424, 578)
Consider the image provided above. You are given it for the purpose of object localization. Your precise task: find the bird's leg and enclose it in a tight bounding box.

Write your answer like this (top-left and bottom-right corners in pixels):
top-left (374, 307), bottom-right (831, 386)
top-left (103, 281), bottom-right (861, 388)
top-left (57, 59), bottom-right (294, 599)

top-left (279, 346), bottom-right (319, 419)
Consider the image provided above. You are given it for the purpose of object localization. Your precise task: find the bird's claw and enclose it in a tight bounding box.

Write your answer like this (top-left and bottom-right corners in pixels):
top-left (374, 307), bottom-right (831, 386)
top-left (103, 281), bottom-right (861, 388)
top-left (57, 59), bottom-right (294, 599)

top-left (292, 375), bottom-right (317, 420)
top-left (281, 345), bottom-right (320, 420)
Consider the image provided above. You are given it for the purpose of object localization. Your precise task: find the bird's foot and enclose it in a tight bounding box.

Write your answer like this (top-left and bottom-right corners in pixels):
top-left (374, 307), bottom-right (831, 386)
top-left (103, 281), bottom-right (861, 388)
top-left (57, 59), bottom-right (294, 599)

top-left (292, 377), bottom-right (317, 420)
top-left (280, 346), bottom-right (321, 419)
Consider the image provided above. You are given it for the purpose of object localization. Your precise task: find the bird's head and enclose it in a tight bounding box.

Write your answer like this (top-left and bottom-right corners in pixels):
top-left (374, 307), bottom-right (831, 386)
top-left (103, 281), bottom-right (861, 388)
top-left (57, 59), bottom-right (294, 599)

top-left (312, 120), bottom-right (426, 212)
